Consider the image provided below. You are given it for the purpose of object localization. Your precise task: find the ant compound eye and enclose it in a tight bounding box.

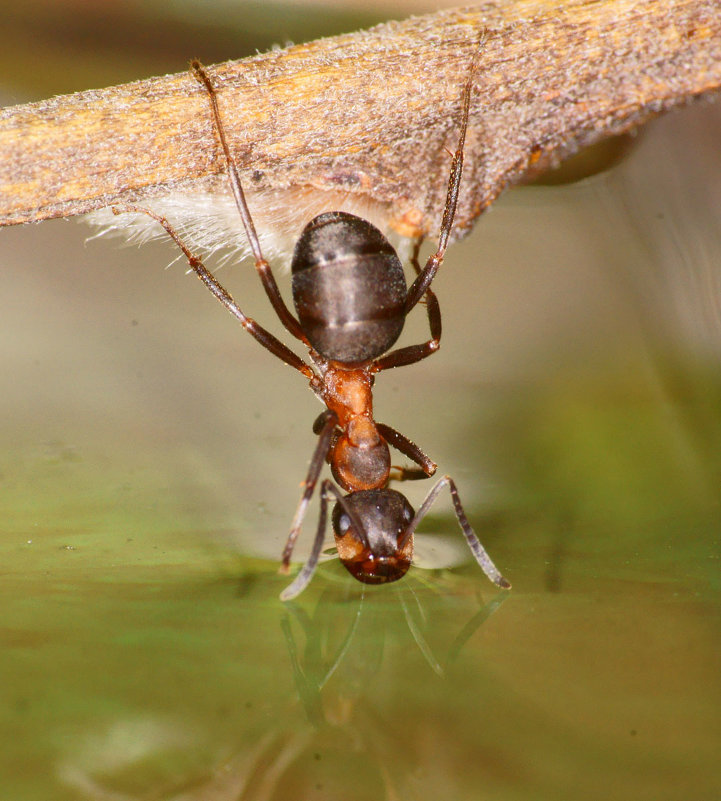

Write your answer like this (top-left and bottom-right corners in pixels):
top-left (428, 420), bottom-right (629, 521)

top-left (403, 507), bottom-right (412, 522)
top-left (338, 514), bottom-right (351, 533)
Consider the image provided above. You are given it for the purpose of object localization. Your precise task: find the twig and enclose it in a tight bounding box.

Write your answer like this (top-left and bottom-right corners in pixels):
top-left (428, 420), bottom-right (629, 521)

top-left (1, 0), bottom-right (720, 239)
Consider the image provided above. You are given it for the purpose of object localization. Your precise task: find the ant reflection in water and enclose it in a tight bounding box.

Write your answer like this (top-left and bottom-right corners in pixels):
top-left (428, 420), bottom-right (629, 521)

top-left (282, 583), bottom-right (508, 752)
top-left (112, 45), bottom-right (510, 599)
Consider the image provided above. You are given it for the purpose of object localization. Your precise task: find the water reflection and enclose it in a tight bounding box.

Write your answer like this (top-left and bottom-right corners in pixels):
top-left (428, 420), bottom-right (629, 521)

top-left (283, 584), bottom-right (506, 705)
top-left (277, 585), bottom-right (507, 800)
top-left (54, 579), bottom-right (508, 801)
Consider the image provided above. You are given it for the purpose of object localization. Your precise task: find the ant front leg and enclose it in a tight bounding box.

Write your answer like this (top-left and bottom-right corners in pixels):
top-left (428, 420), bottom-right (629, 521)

top-left (280, 411), bottom-right (339, 572)
top-left (280, 479), bottom-right (336, 601)
top-left (402, 475), bottom-right (511, 589)
top-left (280, 479), bottom-right (369, 601)
top-left (377, 421), bottom-right (437, 478)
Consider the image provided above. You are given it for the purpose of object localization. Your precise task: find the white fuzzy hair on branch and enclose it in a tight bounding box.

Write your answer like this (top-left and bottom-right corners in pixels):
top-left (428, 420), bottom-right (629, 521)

top-left (85, 185), bottom-right (410, 273)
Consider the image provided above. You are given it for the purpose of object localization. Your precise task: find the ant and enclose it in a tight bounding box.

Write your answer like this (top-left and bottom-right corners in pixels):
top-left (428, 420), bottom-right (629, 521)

top-left (113, 46), bottom-right (510, 600)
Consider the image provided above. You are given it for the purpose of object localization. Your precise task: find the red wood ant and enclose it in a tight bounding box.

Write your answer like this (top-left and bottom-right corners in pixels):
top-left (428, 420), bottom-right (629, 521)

top-left (113, 49), bottom-right (510, 600)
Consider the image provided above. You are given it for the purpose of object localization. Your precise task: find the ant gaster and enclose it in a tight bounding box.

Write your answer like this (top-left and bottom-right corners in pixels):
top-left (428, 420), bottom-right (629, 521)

top-left (113, 45), bottom-right (510, 600)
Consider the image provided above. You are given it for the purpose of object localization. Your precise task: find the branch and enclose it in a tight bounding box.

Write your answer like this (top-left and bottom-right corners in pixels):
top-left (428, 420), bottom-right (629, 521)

top-left (1, 0), bottom-right (720, 241)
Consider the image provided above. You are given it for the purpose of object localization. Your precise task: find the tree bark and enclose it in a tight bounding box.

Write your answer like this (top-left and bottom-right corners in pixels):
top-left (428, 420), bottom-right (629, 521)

top-left (1, 0), bottom-right (720, 239)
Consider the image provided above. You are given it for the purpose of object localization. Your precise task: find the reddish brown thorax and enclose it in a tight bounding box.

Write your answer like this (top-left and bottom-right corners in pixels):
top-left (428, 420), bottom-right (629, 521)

top-left (318, 363), bottom-right (391, 491)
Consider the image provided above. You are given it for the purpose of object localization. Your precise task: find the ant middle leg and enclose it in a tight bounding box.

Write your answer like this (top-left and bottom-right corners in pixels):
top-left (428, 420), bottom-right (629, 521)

top-left (111, 205), bottom-right (314, 380)
top-left (371, 238), bottom-right (442, 372)
top-left (410, 238), bottom-right (442, 343)
top-left (191, 61), bottom-right (308, 345)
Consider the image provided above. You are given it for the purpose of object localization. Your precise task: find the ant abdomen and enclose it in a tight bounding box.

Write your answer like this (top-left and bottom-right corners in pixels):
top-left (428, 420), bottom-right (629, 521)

top-left (291, 211), bottom-right (407, 363)
top-left (332, 489), bottom-right (414, 584)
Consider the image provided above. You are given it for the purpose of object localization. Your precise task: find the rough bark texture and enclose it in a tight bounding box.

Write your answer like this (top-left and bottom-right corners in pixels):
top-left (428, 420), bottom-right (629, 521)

top-left (1, 0), bottom-right (720, 238)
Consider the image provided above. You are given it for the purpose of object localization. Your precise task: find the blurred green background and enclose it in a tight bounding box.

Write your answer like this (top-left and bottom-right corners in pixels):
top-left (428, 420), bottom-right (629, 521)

top-left (1, 2), bottom-right (720, 799)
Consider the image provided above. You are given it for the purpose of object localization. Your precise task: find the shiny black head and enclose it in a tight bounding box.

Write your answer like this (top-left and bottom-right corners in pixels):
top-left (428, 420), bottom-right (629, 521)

top-left (332, 488), bottom-right (414, 584)
top-left (291, 212), bottom-right (407, 364)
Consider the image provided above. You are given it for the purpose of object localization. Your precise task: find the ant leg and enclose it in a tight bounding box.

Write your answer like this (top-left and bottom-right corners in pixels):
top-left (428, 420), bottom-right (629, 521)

top-left (111, 205), bottom-right (315, 380)
top-left (280, 480), bottom-right (369, 600)
top-left (280, 411), bottom-right (339, 571)
top-left (370, 239), bottom-right (442, 372)
top-left (409, 237), bottom-right (442, 343)
top-left (191, 61), bottom-right (308, 344)
top-left (377, 422), bottom-right (437, 477)
top-left (404, 43), bottom-right (482, 314)
top-left (389, 467), bottom-right (429, 481)
top-left (312, 410), bottom-right (337, 436)
top-left (402, 475), bottom-right (511, 589)
top-left (280, 479), bottom-right (334, 600)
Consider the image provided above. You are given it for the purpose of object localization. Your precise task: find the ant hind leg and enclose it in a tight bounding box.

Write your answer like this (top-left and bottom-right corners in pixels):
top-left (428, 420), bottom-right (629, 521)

top-left (403, 39), bottom-right (485, 314)
top-left (191, 61), bottom-right (308, 344)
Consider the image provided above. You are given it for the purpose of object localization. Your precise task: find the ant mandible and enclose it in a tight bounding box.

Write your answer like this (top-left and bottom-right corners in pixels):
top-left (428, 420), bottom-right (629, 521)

top-left (113, 44), bottom-right (510, 600)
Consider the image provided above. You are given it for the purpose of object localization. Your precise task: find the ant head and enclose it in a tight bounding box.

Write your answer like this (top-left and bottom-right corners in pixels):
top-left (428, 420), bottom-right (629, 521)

top-left (332, 489), bottom-right (414, 584)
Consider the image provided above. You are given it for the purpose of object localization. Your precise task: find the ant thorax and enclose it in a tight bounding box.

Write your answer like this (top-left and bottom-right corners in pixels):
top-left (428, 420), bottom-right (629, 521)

top-left (314, 358), bottom-right (375, 426)
top-left (310, 358), bottom-right (391, 492)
